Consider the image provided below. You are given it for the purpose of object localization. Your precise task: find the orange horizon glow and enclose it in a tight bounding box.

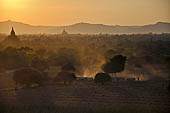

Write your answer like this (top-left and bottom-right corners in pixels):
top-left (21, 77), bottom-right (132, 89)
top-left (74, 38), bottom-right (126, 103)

top-left (0, 0), bottom-right (170, 26)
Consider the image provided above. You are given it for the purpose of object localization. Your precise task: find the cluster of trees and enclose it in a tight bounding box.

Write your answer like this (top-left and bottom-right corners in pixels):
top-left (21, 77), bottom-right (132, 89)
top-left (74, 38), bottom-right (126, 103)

top-left (0, 47), bottom-right (29, 70)
top-left (13, 68), bottom-right (47, 89)
top-left (95, 54), bottom-right (127, 85)
top-left (102, 55), bottom-right (127, 76)
top-left (55, 71), bottom-right (76, 85)
top-left (0, 46), bottom-right (49, 73)
top-left (13, 66), bottom-right (77, 89)
top-left (0, 33), bottom-right (170, 89)
top-left (12, 54), bottom-right (127, 87)
top-left (0, 46), bottom-right (79, 88)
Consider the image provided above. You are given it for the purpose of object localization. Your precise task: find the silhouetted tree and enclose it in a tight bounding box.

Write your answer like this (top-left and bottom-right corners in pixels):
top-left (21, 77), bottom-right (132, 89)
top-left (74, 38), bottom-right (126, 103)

top-left (4, 46), bottom-right (18, 55)
top-left (31, 57), bottom-right (49, 72)
top-left (13, 68), bottom-right (46, 89)
top-left (95, 73), bottom-right (111, 85)
top-left (104, 49), bottom-right (117, 62)
top-left (0, 47), bottom-right (29, 70)
top-left (56, 48), bottom-right (80, 66)
top-left (49, 48), bottom-right (80, 68)
top-left (102, 55), bottom-right (127, 76)
top-left (35, 48), bottom-right (47, 57)
top-left (61, 63), bottom-right (76, 72)
top-left (55, 71), bottom-right (76, 85)
top-left (17, 47), bottom-right (33, 54)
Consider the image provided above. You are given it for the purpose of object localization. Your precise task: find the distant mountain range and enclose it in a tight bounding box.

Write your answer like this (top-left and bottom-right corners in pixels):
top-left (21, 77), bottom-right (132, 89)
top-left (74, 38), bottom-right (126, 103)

top-left (0, 20), bottom-right (170, 34)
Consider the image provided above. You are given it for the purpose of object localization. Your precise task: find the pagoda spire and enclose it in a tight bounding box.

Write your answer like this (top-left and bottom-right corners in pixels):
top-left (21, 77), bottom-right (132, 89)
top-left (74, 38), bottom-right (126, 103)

top-left (62, 29), bottom-right (68, 35)
top-left (10, 27), bottom-right (16, 36)
top-left (3, 27), bottom-right (19, 42)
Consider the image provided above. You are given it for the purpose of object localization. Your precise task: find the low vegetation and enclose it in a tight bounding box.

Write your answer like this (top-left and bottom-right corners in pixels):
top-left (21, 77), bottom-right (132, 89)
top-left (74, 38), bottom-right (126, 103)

top-left (13, 68), bottom-right (47, 89)
top-left (55, 71), bottom-right (76, 85)
top-left (95, 73), bottom-right (112, 85)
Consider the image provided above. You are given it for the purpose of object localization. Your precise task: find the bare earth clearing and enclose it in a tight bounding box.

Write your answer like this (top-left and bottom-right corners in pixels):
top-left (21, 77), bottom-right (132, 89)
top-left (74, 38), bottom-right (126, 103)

top-left (0, 81), bottom-right (170, 113)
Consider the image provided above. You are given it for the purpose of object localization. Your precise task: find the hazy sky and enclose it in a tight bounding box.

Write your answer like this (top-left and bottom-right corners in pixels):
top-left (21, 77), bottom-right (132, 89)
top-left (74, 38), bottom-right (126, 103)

top-left (0, 0), bottom-right (170, 26)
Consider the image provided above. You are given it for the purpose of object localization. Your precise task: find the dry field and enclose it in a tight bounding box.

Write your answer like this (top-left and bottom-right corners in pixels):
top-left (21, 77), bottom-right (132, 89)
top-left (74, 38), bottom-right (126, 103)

top-left (0, 81), bottom-right (170, 113)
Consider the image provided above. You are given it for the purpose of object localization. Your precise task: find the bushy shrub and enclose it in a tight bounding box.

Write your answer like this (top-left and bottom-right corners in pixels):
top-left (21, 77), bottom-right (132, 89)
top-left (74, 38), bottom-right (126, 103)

top-left (61, 63), bottom-right (76, 72)
top-left (55, 71), bottom-right (76, 85)
top-left (13, 68), bottom-right (47, 88)
top-left (95, 73), bottom-right (111, 85)
top-left (31, 57), bottom-right (49, 72)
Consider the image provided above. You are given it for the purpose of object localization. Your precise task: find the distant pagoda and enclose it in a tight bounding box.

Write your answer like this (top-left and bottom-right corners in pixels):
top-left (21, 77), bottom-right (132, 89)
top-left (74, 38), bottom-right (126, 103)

top-left (61, 29), bottom-right (69, 35)
top-left (10, 27), bottom-right (16, 37)
top-left (3, 27), bottom-right (20, 42)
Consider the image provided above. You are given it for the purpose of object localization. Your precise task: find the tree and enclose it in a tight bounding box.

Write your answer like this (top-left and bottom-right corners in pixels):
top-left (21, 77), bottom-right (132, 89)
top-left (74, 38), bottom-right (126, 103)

top-left (95, 73), bottom-right (112, 85)
top-left (54, 48), bottom-right (81, 67)
top-left (55, 71), bottom-right (76, 85)
top-left (102, 55), bottom-right (127, 76)
top-left (104, 49), bottom-right (117, 62)
top-left (31, 57), bottom-right (49, 72)
top-left (4, 46), bottom-right (18, 55)
top-left (61, 63), bottom-right (76, 72)
top-left (13, 68), bottom-right (47, 89)
top-left (35, 48), bottom-right (47, 57)
top-left (17, 47), bottom-right (33, 54)
top-left (0, 47), bottom-right (29, 70)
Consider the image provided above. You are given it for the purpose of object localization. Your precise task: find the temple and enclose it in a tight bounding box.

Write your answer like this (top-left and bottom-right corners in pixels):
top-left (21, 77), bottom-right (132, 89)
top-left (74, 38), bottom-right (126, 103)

top-left (61, 29), bottom-right (69, 35)
top-left (10, 27), bottom-right (16, 37)
top-left (3, 27), bottom-right (20, 42)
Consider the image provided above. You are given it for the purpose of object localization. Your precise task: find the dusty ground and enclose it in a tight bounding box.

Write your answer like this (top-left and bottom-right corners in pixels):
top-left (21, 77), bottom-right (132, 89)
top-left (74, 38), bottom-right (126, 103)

top-left (0, 81), bottom-right (170, 113)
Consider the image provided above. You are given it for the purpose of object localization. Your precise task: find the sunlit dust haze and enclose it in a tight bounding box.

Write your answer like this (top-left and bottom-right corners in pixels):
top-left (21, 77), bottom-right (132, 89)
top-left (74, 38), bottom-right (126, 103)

top-left (0, 0), bottom-right (170, 26)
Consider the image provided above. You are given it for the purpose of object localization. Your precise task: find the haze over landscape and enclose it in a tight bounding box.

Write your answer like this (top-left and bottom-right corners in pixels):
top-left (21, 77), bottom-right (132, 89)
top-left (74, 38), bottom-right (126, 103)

top-left (0, 1), bottom-right (170, 113)
top-left (0, 20), bottom-right (170, 34)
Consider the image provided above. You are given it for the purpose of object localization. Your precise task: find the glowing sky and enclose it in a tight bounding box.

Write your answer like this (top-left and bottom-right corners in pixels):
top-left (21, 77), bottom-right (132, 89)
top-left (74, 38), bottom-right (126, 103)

top-left (0, 0), bottom-right (170, 26)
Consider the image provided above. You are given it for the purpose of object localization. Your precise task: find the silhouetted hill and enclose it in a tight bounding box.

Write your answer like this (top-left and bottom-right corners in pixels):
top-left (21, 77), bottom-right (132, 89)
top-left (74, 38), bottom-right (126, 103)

top-left (0, 20), bottom-right (170, 34)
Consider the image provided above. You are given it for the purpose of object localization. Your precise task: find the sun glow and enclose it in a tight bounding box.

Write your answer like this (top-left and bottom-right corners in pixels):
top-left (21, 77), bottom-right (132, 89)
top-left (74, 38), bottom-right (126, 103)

top-left (0, 0), bottom-right (170, 26)
top-left (1, 0), bottom-right (28, 8)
